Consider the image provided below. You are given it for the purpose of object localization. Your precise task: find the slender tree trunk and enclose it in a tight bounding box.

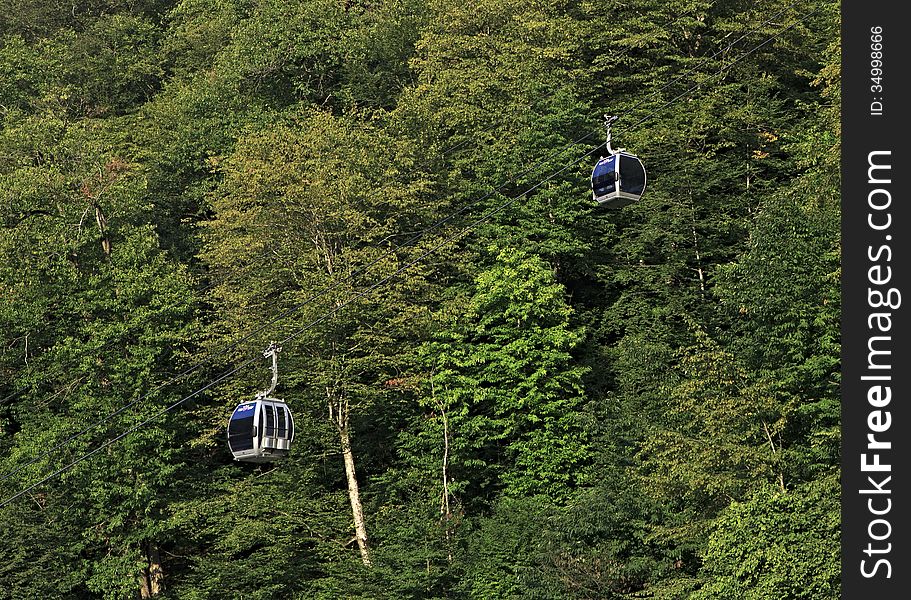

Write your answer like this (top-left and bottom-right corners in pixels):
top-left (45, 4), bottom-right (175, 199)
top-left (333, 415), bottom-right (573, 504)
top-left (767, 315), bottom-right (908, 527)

top-left (688, 187), bottom-right (705, 292)
top-left (318, 234), bottom-right (369, 565)
top-left (329, 389), bottom-right (371, 567)
top-left (437, 393), bottom-right (455, 564)
top-left (762, 420), bottom-right (787, 493)
top-left (691, 221), bottom-right (705, 292)
top-left (339, 423), bottom-right (371, 566)
top-left (94, 203), bottom-right (111, 257)
top-left (439, 403), bottom-right (451, 520)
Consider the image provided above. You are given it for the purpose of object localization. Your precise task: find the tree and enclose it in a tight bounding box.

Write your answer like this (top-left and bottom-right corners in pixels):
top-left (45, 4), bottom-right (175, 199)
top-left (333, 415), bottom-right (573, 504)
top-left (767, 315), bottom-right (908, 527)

top-left (199, 108), bottom-right (436, 569)
top-left (420, 249), bottom-right (592, 509)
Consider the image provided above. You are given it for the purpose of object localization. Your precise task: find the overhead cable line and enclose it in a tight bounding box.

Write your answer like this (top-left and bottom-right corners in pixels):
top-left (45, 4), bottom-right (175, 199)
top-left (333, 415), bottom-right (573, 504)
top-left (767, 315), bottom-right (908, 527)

top-left (0, 3), bottom-right (824, 505)
top-left (0, 141), bottom-right (604, 509)
top-left (0, 109), bottom-right (602, 484)
top-left (0, 0), bottom-right (767, 412)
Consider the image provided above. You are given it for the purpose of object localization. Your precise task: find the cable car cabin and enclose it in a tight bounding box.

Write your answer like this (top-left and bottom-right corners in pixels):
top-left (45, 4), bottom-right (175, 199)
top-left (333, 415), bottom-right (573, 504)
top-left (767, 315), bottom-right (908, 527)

top-left (227, 399), bottom-right (294, 462)
top-left (591, 152), bottom-right (647, 208)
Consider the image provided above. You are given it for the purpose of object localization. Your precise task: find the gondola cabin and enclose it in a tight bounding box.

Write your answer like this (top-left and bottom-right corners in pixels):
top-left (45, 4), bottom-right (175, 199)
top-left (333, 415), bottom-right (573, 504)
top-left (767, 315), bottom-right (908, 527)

top-left (591, 151), bottom-right (647, 208)
top-left (227, 398), bottom-right (294, 462)
top-left (590, 114), bottom-right (647, 208)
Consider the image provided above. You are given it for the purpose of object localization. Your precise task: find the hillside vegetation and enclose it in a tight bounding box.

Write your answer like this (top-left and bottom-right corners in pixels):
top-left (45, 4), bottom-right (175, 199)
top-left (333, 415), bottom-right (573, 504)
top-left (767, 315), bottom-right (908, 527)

top-left (0, 1), bottom-right (840, 597)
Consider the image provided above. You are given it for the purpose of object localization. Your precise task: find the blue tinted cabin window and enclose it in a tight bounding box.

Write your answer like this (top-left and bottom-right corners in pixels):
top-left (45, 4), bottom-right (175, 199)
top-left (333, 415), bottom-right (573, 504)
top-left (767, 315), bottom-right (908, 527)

top-left (592, 156), bottom-right (617, 197)
top-left (228, 404), bottom-right (256, 452)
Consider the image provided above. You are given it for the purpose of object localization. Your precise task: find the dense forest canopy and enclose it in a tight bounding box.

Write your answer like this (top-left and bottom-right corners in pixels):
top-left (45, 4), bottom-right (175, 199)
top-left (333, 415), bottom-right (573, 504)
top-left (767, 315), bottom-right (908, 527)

top-left (0, 0), bottom-right (840, 597)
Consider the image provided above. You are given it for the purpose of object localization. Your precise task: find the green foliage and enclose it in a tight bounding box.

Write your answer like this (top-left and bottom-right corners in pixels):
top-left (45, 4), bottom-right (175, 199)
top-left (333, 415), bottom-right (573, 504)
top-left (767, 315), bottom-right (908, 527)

top-left (693, 476), bottom-right (840, 599)
top-left (0, 0), bottom-right (840, 596)
top-left (422, 249), bottom-right (592, 506)
top-left (519, 466), bottom-right (666, 599)
top-left (161, 0), bottom-right (247, 79)
top-left (61, 13), bottom-right (165, 116)
top-left (456, 496), bottom-right (554, 599)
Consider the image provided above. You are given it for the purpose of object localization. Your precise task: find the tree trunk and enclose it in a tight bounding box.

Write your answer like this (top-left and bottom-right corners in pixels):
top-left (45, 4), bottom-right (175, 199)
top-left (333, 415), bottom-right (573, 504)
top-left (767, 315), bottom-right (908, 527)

top-left (94, 203), bottom-right (111, 257)
top-left (138, 542), bottom-right (164, 598)
top-left (338, 423), bottom-right (371, 566)
top-left (436, 393), bottom-right (455, 564)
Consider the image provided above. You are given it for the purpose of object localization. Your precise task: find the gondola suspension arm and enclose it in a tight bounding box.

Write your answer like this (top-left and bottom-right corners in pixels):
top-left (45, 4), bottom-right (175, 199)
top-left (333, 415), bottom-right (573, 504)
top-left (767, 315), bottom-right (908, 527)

top-left (603, 114), bottom-right (621, 155)
top-left (256, 342), bottom-right (282, 401)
